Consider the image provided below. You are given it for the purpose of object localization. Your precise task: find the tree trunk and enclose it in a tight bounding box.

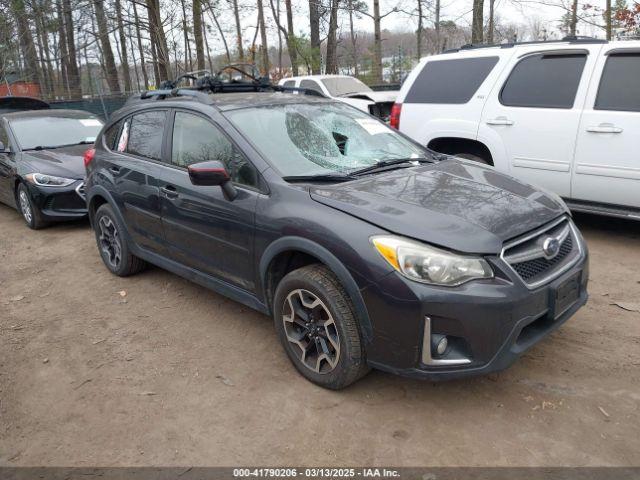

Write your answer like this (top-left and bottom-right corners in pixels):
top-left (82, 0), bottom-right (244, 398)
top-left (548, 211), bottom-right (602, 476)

top-left (231, 0), bottom-right (244, 60)
top-left (11, 0), bottom-right (42, 87)
top-left (62, 0), bottom-right (81, 97)
top-left (348, 0), bottom-right (358, 75)
top-left (487, 0), bottom-right (495, 43)
top-left (193, 0), bottom-right (206, 70)
top-left (285, 0), bottom-right (298, 75)
top-left (416, 0), bottom-right (423, 59)
top-left (435, 0), bottom-right (441, 52)
top-left (372, 0), bottom-right (383, 83)
top-left (131, 0), bottom-right (149, 89)
top-left (180, 0), bottom-right (193, 71)
top-left (206, 0), bottom-right (231, 63)
top-left (55, 0), bottom-right (70, 96)
top-left (471, 0), bottom-right (484, 43)
top-left (114, 0), bottom-right (132, 91)
top-left (605, 0), bottom-right (612, 40)
top-left (325, 0), bottom-right (339, 74)
top-left (94, 0), bottom-right (121, 92)
top-left (308, 0), bottom-right (321, 73)
top-left (146, 0), bottom-right (171, 81)
top-left (256, 0), bottom-right (270, 74)
top-left (570, 0), bottom-right (578, 36)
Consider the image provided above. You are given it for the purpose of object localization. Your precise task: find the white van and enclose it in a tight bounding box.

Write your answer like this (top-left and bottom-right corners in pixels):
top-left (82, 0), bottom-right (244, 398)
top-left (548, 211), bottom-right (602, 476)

top-left (393, 37), bottom-right (640, 219)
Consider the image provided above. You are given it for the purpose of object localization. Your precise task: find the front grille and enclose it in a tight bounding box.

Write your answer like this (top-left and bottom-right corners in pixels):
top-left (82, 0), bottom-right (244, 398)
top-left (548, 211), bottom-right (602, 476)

top-left (501, 217), bottom-right (581, 287)
top-left (511, 234), bottom-right (573, 281)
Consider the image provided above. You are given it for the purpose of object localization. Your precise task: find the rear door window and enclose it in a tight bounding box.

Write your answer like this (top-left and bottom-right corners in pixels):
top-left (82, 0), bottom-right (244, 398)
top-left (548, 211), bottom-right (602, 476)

top-left (126, 110), bottom-right (167, 161)
top-left (595, 53), bottom-right (640, 112)
top-left (404, 57), bottom-right (499, 104)
top-left (103, 119), bottom-right (123, 151)
top-left (500, 53), bottom-right (587, 109)
top-left (282, 80), bottom-right (295, 88)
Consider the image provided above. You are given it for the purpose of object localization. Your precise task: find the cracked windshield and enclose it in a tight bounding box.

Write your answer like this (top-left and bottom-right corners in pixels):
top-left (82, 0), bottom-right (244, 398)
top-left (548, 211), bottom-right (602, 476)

top-left (226, 102), bottom-right (425, 177)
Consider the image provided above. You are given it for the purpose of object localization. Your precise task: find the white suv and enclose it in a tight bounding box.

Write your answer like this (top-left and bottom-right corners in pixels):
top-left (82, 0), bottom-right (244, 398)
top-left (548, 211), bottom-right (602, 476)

top-left (393, 38), bottom-right (640, 219)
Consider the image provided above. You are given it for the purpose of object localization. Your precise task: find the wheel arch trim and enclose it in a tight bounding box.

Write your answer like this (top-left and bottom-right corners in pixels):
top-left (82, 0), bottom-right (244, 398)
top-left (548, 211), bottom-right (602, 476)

top-left (259, 236), bottom-right (373, 342)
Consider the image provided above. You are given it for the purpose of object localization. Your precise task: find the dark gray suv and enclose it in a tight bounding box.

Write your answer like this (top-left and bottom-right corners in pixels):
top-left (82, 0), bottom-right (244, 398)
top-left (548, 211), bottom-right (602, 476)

top-left (85, 89), bottom-right (588, 389)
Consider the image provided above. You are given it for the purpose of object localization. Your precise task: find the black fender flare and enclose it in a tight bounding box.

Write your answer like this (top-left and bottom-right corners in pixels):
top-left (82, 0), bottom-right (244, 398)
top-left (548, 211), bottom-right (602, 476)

top-left (259, 236), bottom-right (373, 342)
top-left (86, 186), bottom-right (136, 247)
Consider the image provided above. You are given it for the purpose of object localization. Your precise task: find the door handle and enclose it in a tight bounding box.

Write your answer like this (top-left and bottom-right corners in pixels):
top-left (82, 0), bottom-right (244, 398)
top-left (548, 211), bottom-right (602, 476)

top-left (160, 185), bottom-right (179, 198)
top-left (586, 123), bottom-right (623, 134)
top-left (486, 117), bottom-right (514, 126)
top-left (109, 166), bottom-right (120, 173)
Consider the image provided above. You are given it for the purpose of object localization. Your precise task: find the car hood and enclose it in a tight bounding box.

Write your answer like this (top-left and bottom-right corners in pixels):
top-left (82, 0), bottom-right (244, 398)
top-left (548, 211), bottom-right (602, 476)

top-left (343, 91), bottom-right (398, 103)
top-left (309, 160), bottom-right (568, 254)
top-left (20, 144), bottom-right (88, 179)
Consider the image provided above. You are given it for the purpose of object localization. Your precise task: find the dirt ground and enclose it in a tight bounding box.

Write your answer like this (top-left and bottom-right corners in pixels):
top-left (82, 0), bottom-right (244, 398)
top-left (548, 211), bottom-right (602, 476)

top-left (0, 203), bottom-right (639, 467)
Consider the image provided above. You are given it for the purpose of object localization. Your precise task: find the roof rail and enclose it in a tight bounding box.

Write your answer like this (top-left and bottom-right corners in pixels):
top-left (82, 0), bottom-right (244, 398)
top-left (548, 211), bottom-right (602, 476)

top-left (444, 35), bottom-right (607, 54)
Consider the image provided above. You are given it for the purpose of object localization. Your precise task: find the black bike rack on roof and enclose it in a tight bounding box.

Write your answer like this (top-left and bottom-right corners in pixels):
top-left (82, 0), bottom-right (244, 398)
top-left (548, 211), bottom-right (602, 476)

top-left (134, 63), bottom-right (326, 106)
top-left (443, 35), bottom-right (607, 54)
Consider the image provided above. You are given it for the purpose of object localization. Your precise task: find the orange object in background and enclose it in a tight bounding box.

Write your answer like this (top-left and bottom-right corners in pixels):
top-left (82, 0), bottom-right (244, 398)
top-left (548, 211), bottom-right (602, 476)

top-left (0, 81), bottom-right (41, 98)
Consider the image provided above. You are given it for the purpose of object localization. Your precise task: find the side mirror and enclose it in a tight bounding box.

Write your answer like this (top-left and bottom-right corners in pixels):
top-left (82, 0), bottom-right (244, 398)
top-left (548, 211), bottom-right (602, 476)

top-left (188, 160), bottom-right (237, 200)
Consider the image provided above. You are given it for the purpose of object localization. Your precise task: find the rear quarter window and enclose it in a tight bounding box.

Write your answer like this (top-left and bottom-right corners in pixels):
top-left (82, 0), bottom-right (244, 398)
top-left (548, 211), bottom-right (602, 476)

top-left (404, 56), bottom-right (499, 104)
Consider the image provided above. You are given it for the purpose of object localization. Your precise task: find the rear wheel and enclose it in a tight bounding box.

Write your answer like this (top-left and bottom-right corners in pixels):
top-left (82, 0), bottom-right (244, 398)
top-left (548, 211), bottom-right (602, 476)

top-left (17, 183), bottom-right (48, 230)
top-left (273, 264), bottom-right (369, 389)
top-left (94, 203), bottom-right (146, 276)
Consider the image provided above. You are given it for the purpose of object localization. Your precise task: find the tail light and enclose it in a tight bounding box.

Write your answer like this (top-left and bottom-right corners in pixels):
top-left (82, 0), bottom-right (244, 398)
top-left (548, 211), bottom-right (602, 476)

top-left (389, 103), bottom-right (402, 130)
top-left (83, 148), bottom-right (95, 168)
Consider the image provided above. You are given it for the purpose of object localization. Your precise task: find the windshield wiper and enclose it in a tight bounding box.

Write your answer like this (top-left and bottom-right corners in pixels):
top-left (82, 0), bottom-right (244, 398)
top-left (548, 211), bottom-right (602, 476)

top-left (283, 173), bottom-right (357, 183)
top-left (349, 157), bottom-right (430, 176)
top-left (24, 140), bottom-right (94, 152)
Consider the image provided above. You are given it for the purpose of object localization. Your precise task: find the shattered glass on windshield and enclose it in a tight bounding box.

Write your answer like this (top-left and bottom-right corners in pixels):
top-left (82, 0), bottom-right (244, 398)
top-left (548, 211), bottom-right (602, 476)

top-left (226, 103), bottom-right (424, 177)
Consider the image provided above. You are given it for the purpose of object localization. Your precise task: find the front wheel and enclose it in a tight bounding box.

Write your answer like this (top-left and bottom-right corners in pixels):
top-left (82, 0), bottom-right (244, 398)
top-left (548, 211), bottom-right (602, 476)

top-left (273, 264), bottom-right (369, 389)
top-left (17, 183), bottom-right (48, 229)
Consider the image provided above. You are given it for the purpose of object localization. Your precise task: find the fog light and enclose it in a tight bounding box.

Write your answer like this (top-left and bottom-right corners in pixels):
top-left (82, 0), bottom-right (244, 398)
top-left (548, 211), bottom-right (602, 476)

top-left (436, 336), bottom-right (448, 355)
top-left (431, 333), bottom-right (448, 357)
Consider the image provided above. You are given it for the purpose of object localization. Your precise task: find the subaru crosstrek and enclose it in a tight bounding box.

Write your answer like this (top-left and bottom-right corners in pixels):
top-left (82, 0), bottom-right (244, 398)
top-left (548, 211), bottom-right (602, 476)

top-left (84, 89), bottom-right (588, 389)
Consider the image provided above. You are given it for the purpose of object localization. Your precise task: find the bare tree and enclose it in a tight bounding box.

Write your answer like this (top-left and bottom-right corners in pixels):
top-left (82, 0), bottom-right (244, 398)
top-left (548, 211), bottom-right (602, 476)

top-left (257, 0), bottom-right (270, 73)
top-left (94, 0), bottom-right (121, 92)
top-left (193, 0), bottom-right (206, 70)
top-left (487, 0), bottom-right (495, 43)
top-left (472, 0), bottom-right (484, 43)
top-left (131, 0), bottom-right (149, 89)
top-left (230, 0), bottom-right (244, 60)
top-left (114, 0), bottom-right (132, 91)
top-left (325, 0), bottom-right (340, 74)
top-left (308, 0), bottom-right (321, 73)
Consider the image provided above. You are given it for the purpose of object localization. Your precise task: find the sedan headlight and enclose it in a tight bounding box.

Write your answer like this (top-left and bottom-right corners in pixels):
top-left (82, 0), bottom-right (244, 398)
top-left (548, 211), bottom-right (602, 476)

top-left (371, 235), bottom-right (493, 286)
top-left (25, 173), bottom-right (76, 187)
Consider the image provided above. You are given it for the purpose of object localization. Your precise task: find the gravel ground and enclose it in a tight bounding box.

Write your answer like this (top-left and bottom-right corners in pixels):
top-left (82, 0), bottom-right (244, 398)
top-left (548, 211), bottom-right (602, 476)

top-left (0, 203), bottom-right (639, 467)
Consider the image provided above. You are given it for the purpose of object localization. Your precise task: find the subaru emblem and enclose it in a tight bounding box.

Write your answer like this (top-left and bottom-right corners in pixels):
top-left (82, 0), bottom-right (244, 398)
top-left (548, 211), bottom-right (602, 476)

top-left (542, 236), bottom-right (561, 259)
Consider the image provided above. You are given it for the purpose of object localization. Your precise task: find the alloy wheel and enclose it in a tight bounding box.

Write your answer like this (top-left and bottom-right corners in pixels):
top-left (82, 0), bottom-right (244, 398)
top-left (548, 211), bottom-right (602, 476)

top-left (282, 289), bottom-right (340, 374)
top-left (98, 215), bottom-right (122, 268)
top-left (19, 190), bottom-right (33, 224)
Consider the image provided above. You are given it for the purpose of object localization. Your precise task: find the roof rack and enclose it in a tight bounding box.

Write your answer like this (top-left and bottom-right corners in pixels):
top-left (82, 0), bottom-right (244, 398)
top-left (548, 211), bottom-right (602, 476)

top-left (130, 63), bottom-right (327, 107)
top-left (444, 35), bottom-right (607, 54)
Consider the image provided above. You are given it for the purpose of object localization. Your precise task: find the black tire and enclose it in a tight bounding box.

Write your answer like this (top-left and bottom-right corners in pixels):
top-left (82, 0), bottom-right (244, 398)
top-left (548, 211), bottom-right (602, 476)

top-left (17, 183), bottom-right (48, 230)
top-left (273, 264), bottom-right (369, 389)
top-left (93, 203), bottom-right (146, 276)
top-left (452, 152), bottom-right (490, 165)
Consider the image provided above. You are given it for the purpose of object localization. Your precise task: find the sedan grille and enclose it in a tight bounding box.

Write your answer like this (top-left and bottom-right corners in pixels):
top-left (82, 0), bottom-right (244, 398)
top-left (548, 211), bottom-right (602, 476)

top-left (501, 217), bottom-right (582, 288)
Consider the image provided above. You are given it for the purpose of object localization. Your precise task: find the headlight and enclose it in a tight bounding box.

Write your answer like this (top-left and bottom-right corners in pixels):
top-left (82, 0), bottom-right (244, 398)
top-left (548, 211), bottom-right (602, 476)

top-left (25, 173), bottom-right (76, 187)
top-left (371, 235), bottom-right (493, 286)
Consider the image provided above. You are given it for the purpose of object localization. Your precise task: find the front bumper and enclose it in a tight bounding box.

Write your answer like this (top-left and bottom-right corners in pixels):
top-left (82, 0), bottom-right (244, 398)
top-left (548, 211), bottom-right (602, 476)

top-left (26, 180), bottom-right (87, 221)
top-left (361, 247), bottom-right (589, 381)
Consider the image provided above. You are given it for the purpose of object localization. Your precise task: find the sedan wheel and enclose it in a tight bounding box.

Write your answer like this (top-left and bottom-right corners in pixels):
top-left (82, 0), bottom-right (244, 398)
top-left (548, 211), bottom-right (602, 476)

top-left (18, 189), bottom-right (33, 224)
